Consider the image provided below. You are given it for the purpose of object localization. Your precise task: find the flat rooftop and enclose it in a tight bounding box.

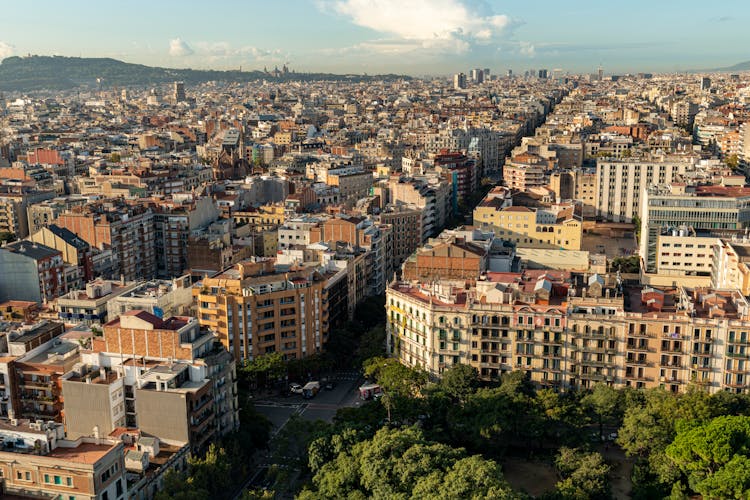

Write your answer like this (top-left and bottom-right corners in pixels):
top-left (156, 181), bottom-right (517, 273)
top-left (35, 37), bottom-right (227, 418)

top-left (47, 442), bottom-right (117, 465)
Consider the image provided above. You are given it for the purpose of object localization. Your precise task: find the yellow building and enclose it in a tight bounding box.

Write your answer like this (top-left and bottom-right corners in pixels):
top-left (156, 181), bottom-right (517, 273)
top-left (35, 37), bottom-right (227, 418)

top-left (232, 204), bottom-right (287, 232)
top-left (473, 202), bottom-right (582, 251)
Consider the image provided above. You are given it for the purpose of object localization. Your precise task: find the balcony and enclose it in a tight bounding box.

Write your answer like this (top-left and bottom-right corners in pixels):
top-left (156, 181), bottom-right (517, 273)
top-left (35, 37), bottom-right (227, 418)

top-left (625, 358), bottom-right (649, 366)
top-left (626, 345), bottom-right (653, 353)
top-left (21, 380), bottom-right (55, 390)
top-left (659, 360), bottom-right (681, 368)
top-left (628, 330), bottom-right (653, 339)
top-left (660, 377), bottom-right (685, 385)
top-left (581, 359), bottom-right (611, 367)
top-left (726, 352), bottom-right (748, 359)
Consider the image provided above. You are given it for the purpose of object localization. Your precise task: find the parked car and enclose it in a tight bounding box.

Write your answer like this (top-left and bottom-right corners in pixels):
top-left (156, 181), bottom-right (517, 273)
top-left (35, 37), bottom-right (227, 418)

top-left (289, 383), bottom-right (303, 394)
top-left (303, 381), bottom-right (321, 399)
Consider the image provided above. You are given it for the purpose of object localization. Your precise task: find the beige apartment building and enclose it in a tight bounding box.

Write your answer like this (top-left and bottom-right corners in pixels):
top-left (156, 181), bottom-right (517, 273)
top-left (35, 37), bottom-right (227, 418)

top-left (387, 271), bottom-right (750, 394)
top-left (0, 420), bottom-right (126, 500)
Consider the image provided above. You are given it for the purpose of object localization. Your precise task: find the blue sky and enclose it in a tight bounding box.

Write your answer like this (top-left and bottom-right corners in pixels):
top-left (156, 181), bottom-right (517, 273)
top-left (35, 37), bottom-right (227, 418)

top-left (0, 0), bottom-right (747, 75)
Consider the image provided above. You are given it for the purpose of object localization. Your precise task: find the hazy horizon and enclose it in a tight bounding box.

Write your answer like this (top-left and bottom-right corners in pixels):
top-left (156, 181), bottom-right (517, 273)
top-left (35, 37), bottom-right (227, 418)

top-left (2, 0), bottom-right (749, 76)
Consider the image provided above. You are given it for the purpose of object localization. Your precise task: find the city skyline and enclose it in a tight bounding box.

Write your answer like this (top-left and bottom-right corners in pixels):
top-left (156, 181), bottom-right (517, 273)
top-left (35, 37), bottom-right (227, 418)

top-left (1, 0), bottom-right (749, 75)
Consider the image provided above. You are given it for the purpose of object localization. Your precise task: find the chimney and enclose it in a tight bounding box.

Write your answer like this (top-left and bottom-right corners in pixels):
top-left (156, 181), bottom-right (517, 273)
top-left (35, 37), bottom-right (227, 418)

top-left (120, 274), bottom-right (125, 286)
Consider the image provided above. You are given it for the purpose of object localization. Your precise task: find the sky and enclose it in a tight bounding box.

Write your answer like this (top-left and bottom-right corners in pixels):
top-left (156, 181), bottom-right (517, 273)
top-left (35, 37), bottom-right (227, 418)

top-left (0, 0), bottom-right (748, 75)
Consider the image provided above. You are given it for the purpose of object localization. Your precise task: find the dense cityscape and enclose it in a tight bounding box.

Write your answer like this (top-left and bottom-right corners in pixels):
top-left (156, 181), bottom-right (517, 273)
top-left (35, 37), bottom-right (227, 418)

top-left (3, 4), bottom-right (750, 498)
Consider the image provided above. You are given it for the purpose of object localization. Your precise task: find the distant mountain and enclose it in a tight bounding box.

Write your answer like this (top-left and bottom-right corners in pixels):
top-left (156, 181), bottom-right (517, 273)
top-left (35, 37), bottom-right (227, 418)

top-left (715, 60), bottom-right (750, 72)
top-left (0, 55), bottom-right (409, 92)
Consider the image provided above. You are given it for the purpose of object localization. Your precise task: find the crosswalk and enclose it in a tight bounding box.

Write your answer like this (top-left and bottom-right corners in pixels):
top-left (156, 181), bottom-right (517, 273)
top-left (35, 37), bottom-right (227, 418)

top-left (254, 401), bottom-right (303, 408)
top-left (324, 371), bottom-right (361, 381)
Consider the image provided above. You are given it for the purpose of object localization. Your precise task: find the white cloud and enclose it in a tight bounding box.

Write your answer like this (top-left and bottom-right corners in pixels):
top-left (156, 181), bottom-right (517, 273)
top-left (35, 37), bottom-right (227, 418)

top-left (192, 42), bottom-right (283, 61)
top-left (0, 41), bottom-right (15, 61)
top-left (321, 0), bottom-right (518, 54)
top-left (168, 38), bottom-right (194, 57)
top-left (519, 41), bottom-right (536, 57)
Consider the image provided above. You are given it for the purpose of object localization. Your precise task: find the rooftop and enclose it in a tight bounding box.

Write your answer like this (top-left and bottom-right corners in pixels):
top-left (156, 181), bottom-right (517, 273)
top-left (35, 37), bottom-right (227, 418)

top-left (46, 441), bottom-right (118, 465)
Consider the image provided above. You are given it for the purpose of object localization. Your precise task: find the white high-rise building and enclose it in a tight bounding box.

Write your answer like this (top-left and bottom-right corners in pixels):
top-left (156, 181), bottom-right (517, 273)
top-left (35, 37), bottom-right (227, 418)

top-left (595, 159), bottom-right (694, 222)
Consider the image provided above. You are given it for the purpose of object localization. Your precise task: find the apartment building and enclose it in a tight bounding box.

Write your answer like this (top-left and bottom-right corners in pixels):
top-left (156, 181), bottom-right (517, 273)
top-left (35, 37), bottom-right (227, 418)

top-left (387, 270), bottom-right (750, 394)
top-left (14, 334), bottom-right (81, 422)
top-left (474, 202), bottom-right (583, 251)
top-left (55, 200), bottom-right (156, 281)
top-left (0, 190), bottom-right (56, 238)
top-left (310, 215), bottom-right (393, 294)
top-left (596, 159), bottom-right (693, 222)
top-left (26, 197), bottom-right (90, 236)
top-left (85, 310), bottom-right (238, 449)
top-left (105, 274), bottom-right (193, 320)
top-left (0, 419), bottom-right (126, 500)
top-left (194, 259), bottom-right (328, 361)
top-left (502, 153), bottom-right (550, 191)
top-left (151, 195), bottom-right (221, 279)
top-left (388, 176), bottom-right (452, 241)
top-left (640, 184), bottom-right (750, 273)
top-left (326, 169), bottom-right (373, 201)
top-left (29, 224), bottom-right (94, 283)
top-left (377, 205), bottom-right (423, 273)
top-left (56, 279), bottom-right (139, 326)
top-left (0, 241), bottom-right (65, 304)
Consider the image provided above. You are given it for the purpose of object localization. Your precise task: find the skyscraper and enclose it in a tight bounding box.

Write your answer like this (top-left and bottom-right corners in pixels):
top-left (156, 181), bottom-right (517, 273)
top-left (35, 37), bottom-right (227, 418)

top-left (173, 81), bottom-right (186, 103)
top-left (453, 72), bottom-right (467, 90)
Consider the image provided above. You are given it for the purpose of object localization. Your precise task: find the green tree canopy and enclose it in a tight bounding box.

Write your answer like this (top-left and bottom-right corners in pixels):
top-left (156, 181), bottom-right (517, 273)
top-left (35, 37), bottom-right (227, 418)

top-left (666, 415), bottom-right (750, 498)
top-left (440, 363), bottom-right (479, 403)
top-left (554, 447), bottom-right (611, 500)
top-left (302, 427), bottom-right (519, 500)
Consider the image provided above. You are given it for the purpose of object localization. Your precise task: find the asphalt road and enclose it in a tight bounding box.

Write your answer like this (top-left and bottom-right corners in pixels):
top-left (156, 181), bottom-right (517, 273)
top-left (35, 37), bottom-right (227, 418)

top-left (254, 371), bottom-right (363, 432)
top-left (237, 373), bottom-right (365, 498)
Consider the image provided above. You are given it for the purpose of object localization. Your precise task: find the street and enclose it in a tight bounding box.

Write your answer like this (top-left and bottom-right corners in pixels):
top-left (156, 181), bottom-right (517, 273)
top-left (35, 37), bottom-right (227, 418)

top-left (253, 371), bottom-right (363, 431)
top-left (236, 372), bottom-right (365, 498)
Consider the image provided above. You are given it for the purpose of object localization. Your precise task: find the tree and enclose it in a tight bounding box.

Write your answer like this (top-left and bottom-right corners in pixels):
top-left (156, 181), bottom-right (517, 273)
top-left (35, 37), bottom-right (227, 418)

top-left (155, 444), bottom-right (232, 499)
top-left (0, 231), bottom-right (15, 244)
top-left (110, 152), bottom-right (121, 163)
top-left (631, 215), bottom-right (641, 243)
top-left (583, 383), bottom-right (624, 440)
top-left (303, 427), bottom-right (519, 499)
top-left (618, 389), bottom-right (681, 485)
top-left (726, 154), bottom-right (740, 170)
top-left (440, 363), bottom-right (479, 403)
top-left (363, 356), bottom-right (428, 422)
top-left (410, 455), bottom-right (517, 500)
top-left (666, 415), bottom-right (750, 498)
top-left (187, 444), bottom-right (232, 497)
top-left (555, 447), bottom-right (611, 500)
top-left (240, 351), bottom-right (285, 389)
